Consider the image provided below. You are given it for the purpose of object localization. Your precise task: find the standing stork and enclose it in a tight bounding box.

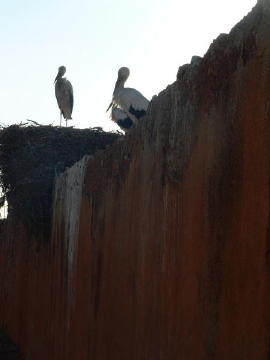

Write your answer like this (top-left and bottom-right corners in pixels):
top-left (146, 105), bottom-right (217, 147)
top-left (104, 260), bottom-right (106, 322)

top-left (110, 107), bottom-right (133, 133)
top-left (107, 67), bottom-right (149, 125)
top-left (54, 66), bottom-right (73, 127)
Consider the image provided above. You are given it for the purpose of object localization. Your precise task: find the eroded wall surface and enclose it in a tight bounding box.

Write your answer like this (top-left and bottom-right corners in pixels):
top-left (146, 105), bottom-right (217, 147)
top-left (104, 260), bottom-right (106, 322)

top-left (1, 1), bottom-right (270, 358)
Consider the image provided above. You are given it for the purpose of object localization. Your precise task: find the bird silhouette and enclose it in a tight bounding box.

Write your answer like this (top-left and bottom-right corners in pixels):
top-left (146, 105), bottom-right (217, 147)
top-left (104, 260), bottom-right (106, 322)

top-left (107, 67), bottom-right (149, 126)
top-left (54, 66), bottom-right (73, 126)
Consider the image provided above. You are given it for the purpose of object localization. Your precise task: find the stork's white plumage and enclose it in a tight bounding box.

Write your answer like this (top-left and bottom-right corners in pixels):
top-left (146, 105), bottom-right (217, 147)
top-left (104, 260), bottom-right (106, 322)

top-left (54, 66), bottom-right (74, 127)
top-left (111, 107), bottom-right (133, 133)
top-left (107, 67), bottom-right (149, 123)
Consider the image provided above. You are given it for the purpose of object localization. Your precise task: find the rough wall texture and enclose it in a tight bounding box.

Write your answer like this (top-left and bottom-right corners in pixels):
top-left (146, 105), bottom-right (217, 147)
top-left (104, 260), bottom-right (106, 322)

top-left (1, 1), bottom-right (270, 359)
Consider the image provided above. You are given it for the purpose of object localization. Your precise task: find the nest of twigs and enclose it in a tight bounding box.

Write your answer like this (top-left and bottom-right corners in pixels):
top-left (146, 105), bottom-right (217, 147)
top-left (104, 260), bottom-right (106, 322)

top-left (0, 123), bottom-right (121, 240)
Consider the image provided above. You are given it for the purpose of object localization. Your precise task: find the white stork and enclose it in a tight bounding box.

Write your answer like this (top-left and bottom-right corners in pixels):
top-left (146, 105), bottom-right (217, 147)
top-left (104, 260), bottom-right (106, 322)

top-left (54, 66), bottom-right (73, 127)
top-left (110, 107), bottom-right (133, 133)
top-left (107, 67), bottom-right (149, 124)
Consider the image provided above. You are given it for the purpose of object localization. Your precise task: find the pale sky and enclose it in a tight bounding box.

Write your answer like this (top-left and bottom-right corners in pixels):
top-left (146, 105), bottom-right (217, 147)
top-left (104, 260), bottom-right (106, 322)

top-left (0, 0), bottom-right (257, 131)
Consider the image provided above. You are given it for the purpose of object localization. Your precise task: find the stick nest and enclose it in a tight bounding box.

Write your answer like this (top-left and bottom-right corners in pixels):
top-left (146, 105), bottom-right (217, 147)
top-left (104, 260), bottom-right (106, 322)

top-left (0, 124), bottom-right (121, 240)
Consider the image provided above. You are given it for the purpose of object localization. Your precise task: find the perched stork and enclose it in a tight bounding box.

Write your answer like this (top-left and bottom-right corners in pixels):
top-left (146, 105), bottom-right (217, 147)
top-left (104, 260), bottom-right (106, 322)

top-left (107, 67), bottom-right (149, 124)
top-left (54, 66), bottom-right (73, 127)
top-left (111, 107), bottom-right (133, 133)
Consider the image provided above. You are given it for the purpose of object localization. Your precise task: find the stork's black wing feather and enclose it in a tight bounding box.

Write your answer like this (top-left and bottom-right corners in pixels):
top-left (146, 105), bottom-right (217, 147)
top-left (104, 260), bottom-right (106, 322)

top-left (129, 106), bottom-right (146, 119)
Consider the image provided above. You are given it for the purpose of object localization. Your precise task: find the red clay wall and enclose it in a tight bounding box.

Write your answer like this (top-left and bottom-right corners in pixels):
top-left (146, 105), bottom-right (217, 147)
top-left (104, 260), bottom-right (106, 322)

top-left (1, 1), bottom-right (270, 358)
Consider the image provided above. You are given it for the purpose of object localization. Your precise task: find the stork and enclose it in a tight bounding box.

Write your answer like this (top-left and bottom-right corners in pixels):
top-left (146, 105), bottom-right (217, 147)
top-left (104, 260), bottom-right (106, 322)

top-left (54, 66), bottom-right (73, 127)
top-left (111, 107), bottom-right (133, 133)
top-left (107, 67), bottom-right (149, 125)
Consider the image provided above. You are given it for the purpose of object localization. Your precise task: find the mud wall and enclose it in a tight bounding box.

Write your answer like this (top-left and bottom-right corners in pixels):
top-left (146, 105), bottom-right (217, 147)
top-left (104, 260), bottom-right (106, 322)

top-left (1, 1), bottom-right (270, 359)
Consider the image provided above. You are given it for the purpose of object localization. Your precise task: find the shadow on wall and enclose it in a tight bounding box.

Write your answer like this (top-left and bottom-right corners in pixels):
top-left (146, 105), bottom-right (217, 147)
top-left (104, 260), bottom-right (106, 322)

top-left (0, 328), bottom-right (23, 360)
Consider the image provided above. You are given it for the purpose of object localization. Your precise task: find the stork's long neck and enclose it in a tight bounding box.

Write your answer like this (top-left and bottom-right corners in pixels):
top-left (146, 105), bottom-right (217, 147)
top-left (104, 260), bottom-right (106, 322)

top-left (55, 73), bottom-right (64, 83)
top-left (113, 77), bottom-right (126, 94)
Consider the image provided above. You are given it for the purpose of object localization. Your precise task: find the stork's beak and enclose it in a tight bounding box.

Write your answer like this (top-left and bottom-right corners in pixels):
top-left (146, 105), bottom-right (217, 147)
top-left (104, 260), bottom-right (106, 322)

top-left (54, 73), bottom-right (59, 84)
top-left (106, 102), bottom-right (113, 112)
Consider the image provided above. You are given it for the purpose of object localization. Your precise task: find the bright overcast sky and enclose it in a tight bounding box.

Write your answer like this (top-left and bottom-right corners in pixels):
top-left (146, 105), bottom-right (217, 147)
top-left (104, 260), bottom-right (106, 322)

top-left (0, 0), bottom-right (257, 131)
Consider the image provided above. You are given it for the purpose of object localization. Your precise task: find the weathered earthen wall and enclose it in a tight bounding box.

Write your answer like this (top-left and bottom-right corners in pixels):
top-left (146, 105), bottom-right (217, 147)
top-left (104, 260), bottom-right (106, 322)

top-left (1, 1), bottom-right (270, 358)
